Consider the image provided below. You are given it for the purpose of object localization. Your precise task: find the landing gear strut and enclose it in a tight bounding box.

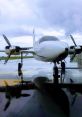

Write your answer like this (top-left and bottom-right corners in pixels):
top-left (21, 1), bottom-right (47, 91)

top-left (18, 52), bottom-right (23, 83)
top-left (61, 61), bottom-right (65, 83)
top-left (61, 61), bottom-right (65, 74)
top-left (53, 61), bottom-right (66, 84)
top-left (53, 63), bottom-right (59, 84)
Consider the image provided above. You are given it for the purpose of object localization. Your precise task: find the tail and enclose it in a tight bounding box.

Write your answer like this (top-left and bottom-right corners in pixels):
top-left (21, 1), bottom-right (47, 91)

top-left (33, 28), bottom-right (35, 46)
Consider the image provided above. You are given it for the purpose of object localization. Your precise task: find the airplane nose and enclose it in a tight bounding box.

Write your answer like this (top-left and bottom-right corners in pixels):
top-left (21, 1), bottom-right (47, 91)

top-left (48, 43), bottom-right (68, 60)
top-left (38, 41), bottom-right (69, 61)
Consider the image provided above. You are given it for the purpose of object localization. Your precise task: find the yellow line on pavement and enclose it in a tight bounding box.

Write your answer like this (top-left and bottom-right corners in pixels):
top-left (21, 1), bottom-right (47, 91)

top-left (0, 79), bottom-right (21, 86)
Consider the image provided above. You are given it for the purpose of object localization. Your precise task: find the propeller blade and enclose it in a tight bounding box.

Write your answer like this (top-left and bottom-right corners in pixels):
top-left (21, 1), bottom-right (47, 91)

top-left (70, 53), bottom-right (76, 62)
top-left (4, 99), bottom-right (11, 111)
top-left (4, 52), bottom-right (12, 64)
top-left (70, 35), bottom-right (77, 46)
top-left (3, 34), bottom-right (11, 46)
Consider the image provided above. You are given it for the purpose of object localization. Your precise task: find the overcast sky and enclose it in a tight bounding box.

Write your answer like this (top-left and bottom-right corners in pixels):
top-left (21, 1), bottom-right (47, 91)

top-left (0, 0), bottom-right (82, 49)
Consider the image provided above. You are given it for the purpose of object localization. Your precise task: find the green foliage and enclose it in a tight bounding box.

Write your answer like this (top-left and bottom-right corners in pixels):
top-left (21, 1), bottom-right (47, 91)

top-left (0, 56), bottom-right (33, 60)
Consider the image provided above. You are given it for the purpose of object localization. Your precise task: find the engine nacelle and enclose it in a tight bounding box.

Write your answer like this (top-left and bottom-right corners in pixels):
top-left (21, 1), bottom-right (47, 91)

top-left (69, 46), bottom-right (82, 54)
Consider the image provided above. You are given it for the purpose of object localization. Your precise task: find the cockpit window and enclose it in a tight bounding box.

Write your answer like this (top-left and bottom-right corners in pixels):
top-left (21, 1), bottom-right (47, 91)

top-left (39, 36), bottom-right (59, 44)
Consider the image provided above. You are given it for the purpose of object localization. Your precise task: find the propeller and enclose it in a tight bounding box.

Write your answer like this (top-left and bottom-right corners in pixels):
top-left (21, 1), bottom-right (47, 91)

top-left (3, 34), bottom-right (30, 50)
top-left (70, 35), bottom-right (77, 46)
top-left (70, 52), bottom-right (76, 62)
top-left (2, 34), bottom-right (32, 64)
top-left (4, 52), bottom-right (12, 64)
top-left (70, 35), bottom-right (82, 61)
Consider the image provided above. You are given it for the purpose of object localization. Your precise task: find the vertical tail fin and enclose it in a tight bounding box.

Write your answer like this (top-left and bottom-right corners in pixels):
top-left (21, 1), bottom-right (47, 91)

top-left (33, 28), bottom-right (35, 46)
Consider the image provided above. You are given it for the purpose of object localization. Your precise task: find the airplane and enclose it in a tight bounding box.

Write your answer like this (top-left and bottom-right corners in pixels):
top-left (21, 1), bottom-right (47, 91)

top-left (0, 33), bottom-right (81, 66)
top-left (0, 33), bottom-right (82, 81)
top-left (1, 32), bottom-right (82, 78)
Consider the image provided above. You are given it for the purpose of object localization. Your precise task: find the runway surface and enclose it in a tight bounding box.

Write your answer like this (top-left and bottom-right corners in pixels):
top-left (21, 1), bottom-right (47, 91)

top-left (0, 58), bottom-right (82, 117)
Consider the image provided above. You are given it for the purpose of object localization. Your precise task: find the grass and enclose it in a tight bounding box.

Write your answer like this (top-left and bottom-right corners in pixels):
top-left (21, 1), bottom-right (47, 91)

top-left (0, 56), bottom-right (33, 60)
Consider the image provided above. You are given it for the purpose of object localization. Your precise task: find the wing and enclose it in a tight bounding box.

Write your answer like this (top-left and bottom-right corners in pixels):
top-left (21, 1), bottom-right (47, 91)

top-left (21, 50), bottom-right (35, 55)
top-left (58, 67), bottom-right (82, 69)
top-left (21, 48), bottom-right (36, 56)
top-left (20, 47), bottom-right (33, 50)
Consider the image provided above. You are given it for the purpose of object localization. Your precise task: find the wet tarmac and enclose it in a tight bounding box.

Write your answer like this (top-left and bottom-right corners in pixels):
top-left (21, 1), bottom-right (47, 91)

top-left (0, 58), bottom-right (82, 117)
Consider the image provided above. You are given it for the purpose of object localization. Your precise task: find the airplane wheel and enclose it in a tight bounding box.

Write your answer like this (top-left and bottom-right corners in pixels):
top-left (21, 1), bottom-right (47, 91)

top-left (18, 63), bottom-right (22, 69)
top-left (18, 63), bottom-right (23, 77)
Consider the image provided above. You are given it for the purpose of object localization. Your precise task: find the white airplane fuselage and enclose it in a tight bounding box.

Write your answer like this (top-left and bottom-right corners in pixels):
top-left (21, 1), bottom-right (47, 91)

top-left (33, 36), bottom-right (69, 62)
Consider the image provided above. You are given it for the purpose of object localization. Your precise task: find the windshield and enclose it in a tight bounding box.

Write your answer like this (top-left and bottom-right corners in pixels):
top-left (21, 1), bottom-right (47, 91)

top-left (39, 36), bottom-right (59, 44)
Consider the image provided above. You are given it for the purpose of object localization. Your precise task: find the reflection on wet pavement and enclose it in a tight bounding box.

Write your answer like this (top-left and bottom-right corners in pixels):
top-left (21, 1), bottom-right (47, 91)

top-left (0, 58), bottom-right (82, 117)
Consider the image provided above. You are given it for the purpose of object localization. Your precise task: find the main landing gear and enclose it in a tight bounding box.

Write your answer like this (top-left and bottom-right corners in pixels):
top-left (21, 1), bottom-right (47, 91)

top-left (53, 61), bottom-right (65, 84)
top-left (53, 63), bottom-right (59, 84)
top-left (18, 52), bottom-right (23, 83)
top-left (61, 61), bottom-right (65, 83)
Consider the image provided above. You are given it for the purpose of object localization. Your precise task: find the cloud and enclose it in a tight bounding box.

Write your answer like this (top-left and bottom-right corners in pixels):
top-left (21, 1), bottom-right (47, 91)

top-left (38, 0), bottom-right (82, 34)
top-left (0, 0), bottom-right (35, 20)
top-left (0, 0), bottom-right (42, 37)
top-left (0, 0), bottom-right (82, 39)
